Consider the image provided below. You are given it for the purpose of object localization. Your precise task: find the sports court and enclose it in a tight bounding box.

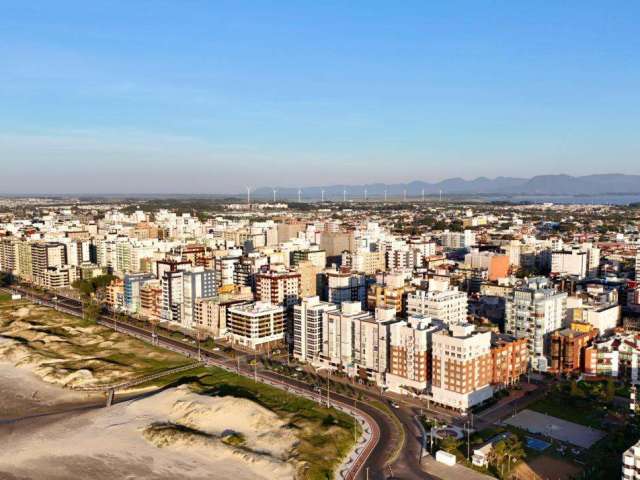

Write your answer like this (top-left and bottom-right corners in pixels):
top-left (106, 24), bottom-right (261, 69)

top-left (504, 409), bottom-right (605, 448)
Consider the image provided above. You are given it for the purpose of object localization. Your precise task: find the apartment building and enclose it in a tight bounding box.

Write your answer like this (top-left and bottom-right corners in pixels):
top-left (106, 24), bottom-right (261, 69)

top-left (490, 334), bottom-right (529, 388)
top-left (255, 269), bottom-right (301, 309)
top-left (193, 286), bottom-right (254, 337)
top-left (290, 247), bottom-right (326, 269)
top-left (321, 302), bottom-right (396, 384)
top-left (464, 250), bottom-right (510, 281)
top-left (551, 248), bottom-right (588, 278)
top-left (325, 270), bottom-right (367, 307)
top-left (15, 241), bottom-right (32, 281)
top-left (585, 333), bottom-right (640, 384)
top-left (0, 238), bottom-right (17, 274)
top-left (106, 277), bottom-right (125, 311)
top-left (226, 301), bottom-right (286, 351)
top-left (440, 230), bottom-right (475, 249)
top-left (179, 267), bottom-right (217, 329)
top-left (386, 315), bottom-right (445, 394)
top-left (431, 324), bottom-right (493, 411)
top-left (406, 289), bottom-right (468, 326)
top-left (139, 281), bottom-right (162, 321)
top-left (296, 260), bottom-right (321, 298)
top-left (549, 324), bottom-right (598, 374)
top-left (341, 249), bottom-right (385, 275)
top-left (31, 242), bottom-right (69, 288)
top-left (123, 273), bottom-right (156, 314)
top-left (214, 255), bottom-right (240, 288)
top-left (293, 296), bottom-right (338, 362)
top-left (551, 244), bottom-right (600, 278)
top-left (366, 275), bottom-right (415, 315)
top-left (505, 277), bottom-right (567, 371)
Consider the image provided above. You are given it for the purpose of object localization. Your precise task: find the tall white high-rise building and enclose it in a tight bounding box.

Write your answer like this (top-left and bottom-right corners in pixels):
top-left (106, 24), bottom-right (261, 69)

top-left (505, 277), bottom-right (567, 371)
top-left (293, 296), bottom-right (338, 362)
top-left (321, 302), bottom-right (396, 384)
top-left (406, 289), bottom-right (468, 326)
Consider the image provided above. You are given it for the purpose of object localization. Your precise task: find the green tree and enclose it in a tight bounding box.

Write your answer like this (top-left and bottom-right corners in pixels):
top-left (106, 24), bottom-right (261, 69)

top-left (605, 378), bottom-right (616, 403)
top-left (569, 379), bottom-right (585, 398)
top-left (490, 440), bottom-right (508, 478)
top-left (0, 271), bottom-right (14, 287)
top-left (83, 301), bottom-right (102, 323)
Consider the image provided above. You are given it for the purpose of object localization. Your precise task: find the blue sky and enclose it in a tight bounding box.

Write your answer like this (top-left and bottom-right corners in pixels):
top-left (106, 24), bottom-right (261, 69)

top-left (1, 1), bottom-right (639, 193)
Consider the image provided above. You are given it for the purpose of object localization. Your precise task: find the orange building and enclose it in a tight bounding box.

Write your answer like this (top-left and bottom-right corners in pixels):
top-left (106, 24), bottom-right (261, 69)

top-left (140, 282), bottom-right (163, 321)
top-left (490, 334), bottom-right (529, 388)
top-left (488, 255), bottom-right (510, 281)
top-left (549, 324), bottom-right (598, 374)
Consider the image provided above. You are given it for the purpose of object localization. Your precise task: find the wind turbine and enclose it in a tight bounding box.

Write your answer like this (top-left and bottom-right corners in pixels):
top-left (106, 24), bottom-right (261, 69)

top-left (403, 189), bottom-right (407, 202)
top-left (422, 188), bottom-right (425, 202)
top-left (384, 189), bottom-right (387, 202)
top-left (439, 189), bottom-right (443, 202)
top-left (364, 188), bottom-right (367, 201)
top-left (246, 186), bottom-right (251, 205)
top-left (273, 188), bottom-right (277, 202)
top-left (298, 188), bottom-right (302, 202)
top-left (321, 189), bottom-right (325, 202)
top-left (343, 189), bottom-right (347, 202)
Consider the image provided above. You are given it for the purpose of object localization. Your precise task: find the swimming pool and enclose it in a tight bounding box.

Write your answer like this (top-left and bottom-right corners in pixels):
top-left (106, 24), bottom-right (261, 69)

top-left (526, 437), bottom-right (551, 451)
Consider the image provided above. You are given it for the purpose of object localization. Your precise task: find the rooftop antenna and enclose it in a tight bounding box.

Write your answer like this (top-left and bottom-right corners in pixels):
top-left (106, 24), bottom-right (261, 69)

top-left (273, 188), bottom-right (277, 202)
top-left (321, 189), bottom-right (325, 202)
top-left (298, 188), bottom-right (302, 202)
top-left (246, 186), bottom-right (251, 205)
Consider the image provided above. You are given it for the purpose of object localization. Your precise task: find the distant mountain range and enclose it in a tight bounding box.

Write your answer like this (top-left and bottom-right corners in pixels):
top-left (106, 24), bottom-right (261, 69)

top-left (252, 174), bottom-right (640, 199)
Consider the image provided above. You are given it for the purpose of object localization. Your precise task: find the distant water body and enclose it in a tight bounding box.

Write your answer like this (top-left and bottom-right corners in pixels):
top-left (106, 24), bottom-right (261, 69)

top-left (483, 194), bottom-right (640, 205)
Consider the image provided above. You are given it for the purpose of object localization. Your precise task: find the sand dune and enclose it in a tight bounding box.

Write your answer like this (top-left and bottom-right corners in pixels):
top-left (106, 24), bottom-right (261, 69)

top-left (0, 385), bottom-right (297, 480)
top-left (0, 303), bottom-right (185, 388)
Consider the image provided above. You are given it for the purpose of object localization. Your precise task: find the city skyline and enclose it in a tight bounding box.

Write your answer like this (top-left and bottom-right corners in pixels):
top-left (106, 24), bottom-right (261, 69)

top-left (2, 1), bottom-right (640, 194)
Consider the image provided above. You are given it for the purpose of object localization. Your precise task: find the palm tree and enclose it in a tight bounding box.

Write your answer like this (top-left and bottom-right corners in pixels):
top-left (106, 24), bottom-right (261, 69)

top-left (490, 440), bottom-right (508, 478)
top-left (504, 435), bottom-right (525, 474)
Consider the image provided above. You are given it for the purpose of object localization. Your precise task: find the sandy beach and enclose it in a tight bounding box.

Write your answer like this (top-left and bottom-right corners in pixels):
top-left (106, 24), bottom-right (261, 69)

top-left (0, 384), bottom-right (297, 480)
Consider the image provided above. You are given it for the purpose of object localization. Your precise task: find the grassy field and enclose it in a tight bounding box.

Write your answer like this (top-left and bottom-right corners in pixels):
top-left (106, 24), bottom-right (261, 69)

top-left (0, 293), bottom-right (11, 303)
top-left (140, 365), bottom-right (360, 480)
top-left (528, 381), bottom-right (616, 428)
